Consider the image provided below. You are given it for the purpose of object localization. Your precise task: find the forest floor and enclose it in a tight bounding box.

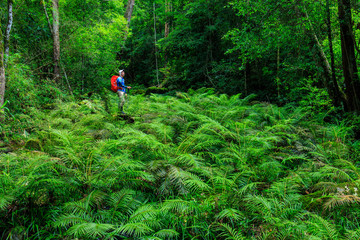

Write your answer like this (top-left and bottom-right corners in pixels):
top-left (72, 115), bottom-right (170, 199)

top-left (1, 89), bottom-right (360, 239)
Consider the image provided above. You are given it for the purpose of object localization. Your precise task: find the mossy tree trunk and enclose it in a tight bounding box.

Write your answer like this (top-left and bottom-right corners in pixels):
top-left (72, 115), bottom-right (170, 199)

top-left (4, 0), bottom-right (13, 67)
top-left (338, 0), bottom-right (360, 112)
top-left (123, 0), bottom-right (135, 43)
top-left (125, 0), bottom-right (135, 25)
top-left (326, 0), bottom-right (342, 107)
top-left (53, 0), bottom-right (60, 82)
top-left (0, 24), bottom-right (5, 108)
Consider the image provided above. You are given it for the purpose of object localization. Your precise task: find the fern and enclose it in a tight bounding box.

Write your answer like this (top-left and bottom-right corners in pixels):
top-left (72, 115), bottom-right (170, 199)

top-left (128, 205), bottom-right (159, 224)
top-left (108, 189), bottom-right (138, 214)
top-left (67, 223), bottom-right (115, 238)
top-left (53, 214), bottom-right (90, 228)
top-left (323, 195), bottom-right (360, 210)
top-left (215, 223), bottom-right (246, 240)
top-left (153, 229), bottom-right (179, 239)
top-left (114, 223), bottom-right (154, 238)
top-left (244, 194), bottom-right (275, 217)
top-left (161, 199), bottom-right (197, 215)
top-left (182, 172), bottom-right (211, 193)
top-left (216, 208), bottom-right (244, 222)
top-left (3, 89), bottom-right (359, 239)
top-left (303, 213), bottom-right (339, 239)
top-left (345, 228), bottom-right (360, 240)
top-left (0, 194), bottom-right (14, 210)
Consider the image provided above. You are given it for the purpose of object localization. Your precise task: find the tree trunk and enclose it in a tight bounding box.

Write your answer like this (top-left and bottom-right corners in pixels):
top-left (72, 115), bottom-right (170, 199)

top-left (123, 0), bottom-right (135, 43)
top-left (303, 9), bottom-right (332, 89)
top-left (154, 3), bottom-right (159, 87)
top-left (0, 25), bottom-right (5, 108)
top-left (326, 0), bottom-right (342, 107)
top-left (338, 0), bottom-right (360, 112)
top-left (4, 0), bottom-right (13, 67)
top-left (53, 0), bottom-right (60, 82)
top-left (159, 0), bottom-right (171, 88)
top-left (125, 0), bottom-right (135, 25)
top-left (43, 0), bottom-right (53, 35)
top-left (244, 61), bottom-right (249, 96)
top-left (297, 6), bottom-right (343, 107)
top-left (165, 0), bottom-right (170, 38)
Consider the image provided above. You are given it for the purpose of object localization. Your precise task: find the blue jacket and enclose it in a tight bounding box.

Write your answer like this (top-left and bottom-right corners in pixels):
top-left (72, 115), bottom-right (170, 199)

top-left (117, 77), bottom-right (127, 93)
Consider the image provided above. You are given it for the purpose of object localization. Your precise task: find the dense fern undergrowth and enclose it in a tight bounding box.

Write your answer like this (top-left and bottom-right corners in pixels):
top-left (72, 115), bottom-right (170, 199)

top-left (1, 88), bottom-right (360, 239)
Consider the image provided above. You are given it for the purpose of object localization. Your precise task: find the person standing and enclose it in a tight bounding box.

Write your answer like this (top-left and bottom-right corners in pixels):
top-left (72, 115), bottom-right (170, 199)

top-left (117, 70), bottom-right (131, 114)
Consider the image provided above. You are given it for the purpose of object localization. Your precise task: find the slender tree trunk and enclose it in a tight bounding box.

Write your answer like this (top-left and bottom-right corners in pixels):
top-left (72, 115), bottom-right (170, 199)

top-left (298, 6), bottom-right (342, 106)
top-left (122, 0), bottom-right (135, 43)
top-left (125, 0), bottom-right (135, 25)
top-left (244, 0), bottom-right (250, 96)
top-left (0, 25), bottom-right (5, 108)
top-left (165, 0), bottom-right (170, 38)
top-left (159, 0), bottom-right (170, 88)
top-left (276, 45), bottom-right (280, 99)
top-left (326, 0), bottom-right (342, 107)
top-left (4, 0), bottom-right (13, 67)
top-left (338, 0), bottom-right (360, 112)
top-left (53, 0), bottom-right (60, 82)
top-left (154, 3), bottom-right (159, 87)
top-left (304, 9), bottom-right (332, 84)
top-left (43, 0), bottom-right (53, 35)
top-left (244, 61), bottom-right (249, 96)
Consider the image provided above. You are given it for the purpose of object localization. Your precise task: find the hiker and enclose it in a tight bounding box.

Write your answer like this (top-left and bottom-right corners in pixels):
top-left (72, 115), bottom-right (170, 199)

top-left (117, 70), bottom-right (131, 114)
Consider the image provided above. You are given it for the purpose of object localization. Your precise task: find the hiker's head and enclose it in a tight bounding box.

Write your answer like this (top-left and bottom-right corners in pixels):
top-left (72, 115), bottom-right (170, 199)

top-left (119, 70), bottom-right (125, 77)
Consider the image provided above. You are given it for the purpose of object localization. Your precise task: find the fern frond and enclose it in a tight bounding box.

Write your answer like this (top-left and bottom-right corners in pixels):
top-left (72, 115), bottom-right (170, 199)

top-left (281, 155), bottom-right (309, 165)
top-left (181, 171), bottom-right (210, 193)
top-left (244, 195), bottom-right (274, 217)
top-left (266, 178), bottom-right (300, 199)
top-left (216, 223), bottom-right (246, 240)
top-left (236, 182), bottom-right (261, 197)
top-left (336, 159), bottom-right (360, 179)
top-left (153, 229), bottom-right (179, 239)
top-left (216, 208), bottom-right (244, 221)
top-left (303, 213), bottom-right (339, 239)
top-left (115, 223), bottom-right (154, 238)
top-left (345, 228), bottom-right (360, 240)
top-left (312, 182), bottom-right (338, 193)
top-left (64, 190), bottom-right (106, 217)
top-left (323, 195), bottom-right (360, 210)
top-left (161, 199), bottom-right (196, 215)
top-left (0, 194), bottom-right (14, 210)
top-left (139, 121), bottom-right (174, 143)
top-left (64, 201), bottom-right (92, 218)
top-left (320, 165), bottom-right (353, 182)
top-left (84, 190), bottom-right (107, 209)
top-left (128, 204), bottom-right (158, 223)
top-left (108, 189), bottom-right (137, 213)
top-left (67, 222), bottom-right (114, 238)
top-left (173, 154), bottom-right (205, 168)
top-left (53, 214), bottom-right (89, 228)
top-left (240, 93), bottom-right (257, 105)
top-left (210, 176), bottom-right (236, 192)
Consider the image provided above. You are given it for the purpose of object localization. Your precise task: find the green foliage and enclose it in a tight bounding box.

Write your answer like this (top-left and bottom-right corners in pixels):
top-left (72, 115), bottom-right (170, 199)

top-left (1, 89), bottom-right (359, 239)
top-left (2, 0), bottom-right (354, 114)
top-left (2, 0), bottom-right (360, 236)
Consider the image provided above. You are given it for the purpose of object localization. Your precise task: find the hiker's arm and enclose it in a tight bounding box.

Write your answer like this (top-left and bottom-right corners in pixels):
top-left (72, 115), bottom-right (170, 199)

top-left (117, 78), bottom-right (128, 89)
top-left (123, 83), bottom-right (131, 89)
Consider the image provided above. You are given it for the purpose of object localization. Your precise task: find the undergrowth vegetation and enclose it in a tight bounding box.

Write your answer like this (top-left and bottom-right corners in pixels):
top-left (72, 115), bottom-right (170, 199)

top-left (1, 88), bottom-right (360, 239)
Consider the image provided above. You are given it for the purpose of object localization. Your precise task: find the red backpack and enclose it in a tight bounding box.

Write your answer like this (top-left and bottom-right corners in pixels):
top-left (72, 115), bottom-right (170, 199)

top-left (111, 75), bottom-right (122, 92)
